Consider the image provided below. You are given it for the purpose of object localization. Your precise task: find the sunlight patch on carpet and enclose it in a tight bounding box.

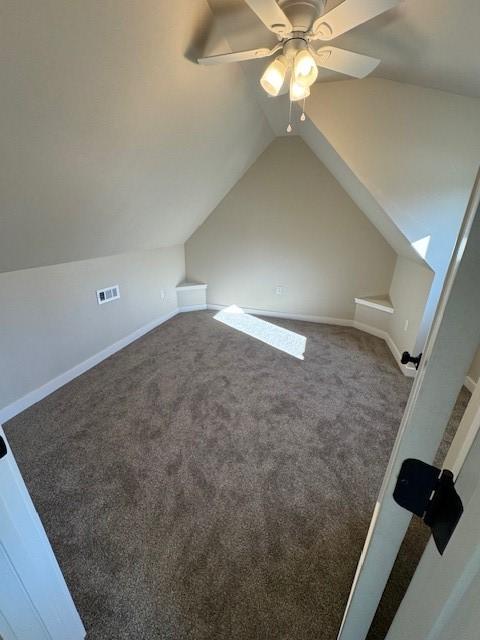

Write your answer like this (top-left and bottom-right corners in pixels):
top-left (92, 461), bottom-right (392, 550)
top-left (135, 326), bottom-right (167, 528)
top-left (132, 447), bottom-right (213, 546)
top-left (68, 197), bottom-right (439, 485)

top-left (214, 305), bottom-right (306, 360)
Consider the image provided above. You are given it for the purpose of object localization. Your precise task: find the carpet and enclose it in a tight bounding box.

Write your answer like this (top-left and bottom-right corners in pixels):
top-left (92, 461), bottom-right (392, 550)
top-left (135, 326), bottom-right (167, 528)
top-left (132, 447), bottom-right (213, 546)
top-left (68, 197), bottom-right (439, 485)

top-left (4, 310), bottom-right (466, 639)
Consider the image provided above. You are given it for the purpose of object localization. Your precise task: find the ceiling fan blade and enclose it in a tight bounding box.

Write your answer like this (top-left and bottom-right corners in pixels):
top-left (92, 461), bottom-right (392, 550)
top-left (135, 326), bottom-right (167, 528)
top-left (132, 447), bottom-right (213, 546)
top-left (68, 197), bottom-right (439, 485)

top-left (314, 46), bottom-right (380, 78)
top-left (311, 0), bottom-right (399, 40)
top-left (244, 0), bottom-right (293, 37)
top-left (198, 45), bottom-right (279, 65)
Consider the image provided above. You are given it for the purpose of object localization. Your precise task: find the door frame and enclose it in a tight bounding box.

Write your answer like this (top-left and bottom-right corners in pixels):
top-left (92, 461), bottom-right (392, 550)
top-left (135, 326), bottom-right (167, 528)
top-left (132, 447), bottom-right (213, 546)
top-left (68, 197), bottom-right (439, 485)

top-left (337, 170), bottom-right (480, 640)
top-left (443, 377), bottom-right (480, 478)
top-left (0, 425), bottom-right (85, 640)
top-left (386, 391), bottom-right (480, 640)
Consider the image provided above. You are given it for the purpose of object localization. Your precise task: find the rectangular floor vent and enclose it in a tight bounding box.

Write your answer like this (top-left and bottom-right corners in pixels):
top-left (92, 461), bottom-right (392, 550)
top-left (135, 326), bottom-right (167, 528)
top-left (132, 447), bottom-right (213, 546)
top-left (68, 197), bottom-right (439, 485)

top-left (96, 285), bottom-right (120, 305)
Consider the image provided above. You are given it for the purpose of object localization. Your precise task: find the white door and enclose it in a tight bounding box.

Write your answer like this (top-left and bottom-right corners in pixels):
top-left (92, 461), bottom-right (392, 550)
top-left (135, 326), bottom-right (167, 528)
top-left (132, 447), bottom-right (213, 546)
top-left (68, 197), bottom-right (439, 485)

top-left (386, 413), bottom-right (480, 640)
top-left (0, 425), bottom-right (85, 640)
top-left (338, 172), bottom-right (480, 640)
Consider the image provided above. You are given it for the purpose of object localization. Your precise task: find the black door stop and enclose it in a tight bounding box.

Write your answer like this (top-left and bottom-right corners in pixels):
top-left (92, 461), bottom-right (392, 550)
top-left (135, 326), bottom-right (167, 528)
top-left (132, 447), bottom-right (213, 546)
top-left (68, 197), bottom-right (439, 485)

top-left (401, 351), bottom-right (422, 369)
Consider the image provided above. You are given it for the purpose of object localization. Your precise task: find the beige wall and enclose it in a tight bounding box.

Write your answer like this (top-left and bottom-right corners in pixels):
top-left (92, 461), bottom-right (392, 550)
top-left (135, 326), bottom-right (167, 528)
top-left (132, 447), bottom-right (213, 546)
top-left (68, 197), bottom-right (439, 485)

top-left (352, 256), bottom-right (434, 361)
top-left (388, 256), bottom-right (434, 357)
top-left (353, 304), bottom-right (391, 332)
top-left (0, 247), bottom-right (184, 411)
top-left (186, 136), bottom-right (396, 319)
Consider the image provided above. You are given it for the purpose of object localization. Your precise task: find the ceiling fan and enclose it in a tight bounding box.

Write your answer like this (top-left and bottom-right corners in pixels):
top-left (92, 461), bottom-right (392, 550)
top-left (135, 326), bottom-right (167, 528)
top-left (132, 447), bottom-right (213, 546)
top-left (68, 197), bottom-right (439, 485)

top-left (198, 0), bottom-right (398, 129)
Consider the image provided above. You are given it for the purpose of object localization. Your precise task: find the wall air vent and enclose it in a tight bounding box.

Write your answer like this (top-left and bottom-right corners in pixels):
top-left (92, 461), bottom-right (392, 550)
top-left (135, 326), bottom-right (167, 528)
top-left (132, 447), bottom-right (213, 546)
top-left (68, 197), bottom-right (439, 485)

top-left (96, 285), bottom-right (120, 305)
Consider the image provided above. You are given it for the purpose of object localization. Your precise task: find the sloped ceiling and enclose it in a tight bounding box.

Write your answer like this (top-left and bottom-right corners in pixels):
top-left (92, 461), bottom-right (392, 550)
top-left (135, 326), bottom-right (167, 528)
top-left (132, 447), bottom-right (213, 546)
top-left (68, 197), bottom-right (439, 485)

top-left (325, 0), bottom-right (480, 99)
top-left (0, 0), bottom-right (273, 273)
top-left (295, 116), bottom-right (424, 264)
top-left (206, 0), bottom-right (480, 99)
top-left (204, 0), bottom-right (480, 273)
top-left (302, 78), bottom-right (480, 276)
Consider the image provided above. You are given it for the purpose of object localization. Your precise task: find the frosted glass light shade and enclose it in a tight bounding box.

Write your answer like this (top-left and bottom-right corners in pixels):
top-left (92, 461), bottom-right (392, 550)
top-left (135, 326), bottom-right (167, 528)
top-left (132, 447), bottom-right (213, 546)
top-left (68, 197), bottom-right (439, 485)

top-left (260, 56), bottom-right (287, 96)
top-left (290, 80), bottom-right (310, 102)
top-left (293, 50), bottom-right (318, 87)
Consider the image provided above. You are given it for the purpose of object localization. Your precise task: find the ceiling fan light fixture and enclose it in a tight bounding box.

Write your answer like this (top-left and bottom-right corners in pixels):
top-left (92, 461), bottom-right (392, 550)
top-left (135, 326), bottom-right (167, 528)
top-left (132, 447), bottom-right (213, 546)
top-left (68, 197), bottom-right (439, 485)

top-left (293, 49), bottom-right (318, 88)
top-left (260, 55), bottom-right (287, 97)
top-left (290, 79), bottom-right (310, 102)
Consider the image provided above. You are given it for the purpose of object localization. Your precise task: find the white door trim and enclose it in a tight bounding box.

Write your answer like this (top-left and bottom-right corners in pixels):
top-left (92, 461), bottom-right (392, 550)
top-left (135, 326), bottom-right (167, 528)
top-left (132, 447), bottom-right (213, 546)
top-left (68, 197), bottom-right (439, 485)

top-left (0, 426), bottom-right (86, 639)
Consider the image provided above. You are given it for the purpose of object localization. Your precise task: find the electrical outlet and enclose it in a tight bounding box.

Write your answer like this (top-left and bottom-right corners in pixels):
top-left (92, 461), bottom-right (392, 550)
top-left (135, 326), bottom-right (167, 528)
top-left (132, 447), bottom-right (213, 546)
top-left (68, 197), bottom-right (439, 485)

top-left (275, 285), bottom-right (285, 295)
top-left (404, 320), bottom-right (409, 332)
top-left (160, 288), bottom-right (165, 300)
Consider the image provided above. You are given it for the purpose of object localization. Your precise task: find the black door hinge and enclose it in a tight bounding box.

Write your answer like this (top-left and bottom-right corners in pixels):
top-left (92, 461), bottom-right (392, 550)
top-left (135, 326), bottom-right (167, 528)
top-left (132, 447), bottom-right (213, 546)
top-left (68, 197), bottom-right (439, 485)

top-left (393, 458), bottom-right (463, 555)
top-left (0, 436), bottom-right (7, 459)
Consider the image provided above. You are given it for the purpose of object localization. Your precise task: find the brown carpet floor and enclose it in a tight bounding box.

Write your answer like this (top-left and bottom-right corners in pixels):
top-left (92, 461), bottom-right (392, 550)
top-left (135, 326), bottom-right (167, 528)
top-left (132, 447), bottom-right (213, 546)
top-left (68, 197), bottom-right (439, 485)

top-left (4, 311), bottom-right (468, 640)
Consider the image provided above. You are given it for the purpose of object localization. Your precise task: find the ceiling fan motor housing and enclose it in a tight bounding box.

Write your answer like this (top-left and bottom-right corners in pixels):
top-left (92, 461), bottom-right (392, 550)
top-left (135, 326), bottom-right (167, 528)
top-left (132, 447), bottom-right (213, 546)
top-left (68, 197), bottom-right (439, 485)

top-left (283, 36), bottom-right (308, 59)
top-left (278, 0), bottom-right (326, 33)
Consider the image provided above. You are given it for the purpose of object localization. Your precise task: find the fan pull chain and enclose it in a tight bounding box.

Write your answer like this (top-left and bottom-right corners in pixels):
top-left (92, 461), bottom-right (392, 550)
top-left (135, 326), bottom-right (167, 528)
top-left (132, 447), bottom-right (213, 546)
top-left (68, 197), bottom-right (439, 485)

top-left (286, 99), bottom-right (293, 133)
top-left (300, 97), bottom-right (306, 122)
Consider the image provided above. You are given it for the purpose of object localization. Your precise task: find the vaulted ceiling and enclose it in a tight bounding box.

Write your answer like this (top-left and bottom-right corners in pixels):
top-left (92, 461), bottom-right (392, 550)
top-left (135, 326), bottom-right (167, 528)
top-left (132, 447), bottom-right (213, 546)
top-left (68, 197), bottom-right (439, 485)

top-left (204, 0), bottom-right (480, 276)
top-left (1, 0), bottom-right (479, 274)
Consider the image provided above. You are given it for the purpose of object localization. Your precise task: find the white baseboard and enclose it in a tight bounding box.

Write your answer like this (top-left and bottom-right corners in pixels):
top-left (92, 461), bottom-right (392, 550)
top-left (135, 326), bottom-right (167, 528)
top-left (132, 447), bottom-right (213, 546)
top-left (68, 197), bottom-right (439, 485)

top-left (352, 320), bottom-right (387, 341)
top-left (208, 304), bottom-right (414, 378)
top-left (2, 302), bottom-right (473, 424)
top-left (178, 304), bottom-right (207, 312)
top-left (352, 321), bottom-right (416, 378)
top-left (0, 308), bottom-right (179, 424)
top-left (207, 304), bottom-right (352, 327)
top-left (464, 375), bottom-right (477, 393)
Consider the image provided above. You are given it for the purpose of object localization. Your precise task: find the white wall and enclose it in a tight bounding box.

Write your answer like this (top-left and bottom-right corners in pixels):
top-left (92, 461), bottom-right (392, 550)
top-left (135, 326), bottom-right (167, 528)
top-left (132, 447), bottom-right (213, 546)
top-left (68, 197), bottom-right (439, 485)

top-left (388, 256), bottom-right (434, 357)
top-left (0, 247), bottom-right (184, 413)
top-left (353, 256), bottom-right (434, 363)
top-left (186, 136), bottom-right (396, 319)
top-left (353, 305), bottom-right (391, 333)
